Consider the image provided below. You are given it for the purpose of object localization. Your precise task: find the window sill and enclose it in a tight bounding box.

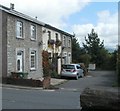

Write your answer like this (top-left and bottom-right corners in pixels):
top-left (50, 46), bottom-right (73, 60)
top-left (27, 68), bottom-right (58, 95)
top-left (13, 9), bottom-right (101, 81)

top-left (30, 68), bottom-right (36, 71)
top-left (30, 38), bottom-right (37, 41)
top-left (16, 37), bottom-right (24, 40)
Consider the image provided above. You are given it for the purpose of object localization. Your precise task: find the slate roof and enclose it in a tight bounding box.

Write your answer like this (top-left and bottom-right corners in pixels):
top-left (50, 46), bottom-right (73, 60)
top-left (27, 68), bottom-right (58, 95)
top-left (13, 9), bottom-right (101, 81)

top-left (0, 4), bottom-right (45, 26)
top-left (0, 4), bottom-right (73, 37)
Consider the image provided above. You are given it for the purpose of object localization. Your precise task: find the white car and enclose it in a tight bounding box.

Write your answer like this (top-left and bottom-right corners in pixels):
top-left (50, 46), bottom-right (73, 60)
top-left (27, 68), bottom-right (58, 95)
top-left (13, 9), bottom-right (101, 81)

top-left (61, 64), bottom-right (84, 80)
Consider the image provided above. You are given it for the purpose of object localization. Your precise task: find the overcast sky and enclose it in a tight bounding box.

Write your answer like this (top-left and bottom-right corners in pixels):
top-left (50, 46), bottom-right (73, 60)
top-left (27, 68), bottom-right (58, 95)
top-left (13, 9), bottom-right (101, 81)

top-left (0, 0), bottom-right (119, 49)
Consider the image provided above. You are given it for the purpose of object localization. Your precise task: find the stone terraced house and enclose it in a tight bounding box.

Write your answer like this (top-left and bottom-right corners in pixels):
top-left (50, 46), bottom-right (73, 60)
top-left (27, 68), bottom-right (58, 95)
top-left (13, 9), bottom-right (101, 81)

top-left (0, 4), bottom-right (73, 79)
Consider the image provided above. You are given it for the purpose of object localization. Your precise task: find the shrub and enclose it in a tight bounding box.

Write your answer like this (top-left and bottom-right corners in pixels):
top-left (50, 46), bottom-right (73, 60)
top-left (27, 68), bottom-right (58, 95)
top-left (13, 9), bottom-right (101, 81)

top-left (51, 71), bottom-right (60, 78)
top-left (118, 46), bottom-right (120, 86)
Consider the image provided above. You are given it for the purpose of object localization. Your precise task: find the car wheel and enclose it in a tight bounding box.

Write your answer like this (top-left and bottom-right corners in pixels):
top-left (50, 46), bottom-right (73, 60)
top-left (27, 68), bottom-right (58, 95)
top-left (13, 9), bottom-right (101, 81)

top-left (82, 73), bottom-right (84, 77)
top-left (60, 76), bottom-right (63, 79)
top-left (76, 75), bottom-right (79, 80)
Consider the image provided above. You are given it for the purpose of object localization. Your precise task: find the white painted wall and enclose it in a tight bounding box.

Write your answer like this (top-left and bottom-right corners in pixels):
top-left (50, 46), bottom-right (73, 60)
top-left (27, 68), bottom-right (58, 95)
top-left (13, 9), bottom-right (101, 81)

top-left (42, 27), bottom-right (62, 74)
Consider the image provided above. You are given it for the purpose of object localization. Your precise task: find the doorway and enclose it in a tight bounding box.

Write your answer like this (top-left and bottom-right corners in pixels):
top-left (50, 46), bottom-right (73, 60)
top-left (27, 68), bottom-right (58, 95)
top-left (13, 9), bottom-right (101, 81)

top-left (16, 50), bottom-right (24, 72)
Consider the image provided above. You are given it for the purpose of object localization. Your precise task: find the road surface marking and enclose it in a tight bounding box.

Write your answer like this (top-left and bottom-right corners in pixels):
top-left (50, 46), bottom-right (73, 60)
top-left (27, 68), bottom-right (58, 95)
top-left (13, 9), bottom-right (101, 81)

top-left (60, 88), bottom-right (78, 91)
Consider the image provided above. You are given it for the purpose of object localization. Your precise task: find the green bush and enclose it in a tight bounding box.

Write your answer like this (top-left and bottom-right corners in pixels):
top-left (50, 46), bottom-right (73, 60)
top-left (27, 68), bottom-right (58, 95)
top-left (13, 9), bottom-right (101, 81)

top-left (117, 46), bottom-right (120, 86)
top-left (51, 71), bottom-right (60, 78)
top-left (118, 53), bottom-right (120, 86)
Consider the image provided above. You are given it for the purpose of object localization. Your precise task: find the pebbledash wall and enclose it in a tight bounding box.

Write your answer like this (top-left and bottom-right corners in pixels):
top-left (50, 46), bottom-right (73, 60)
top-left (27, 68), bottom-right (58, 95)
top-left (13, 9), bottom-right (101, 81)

top-left (1, 6), bottom-right (44, 80)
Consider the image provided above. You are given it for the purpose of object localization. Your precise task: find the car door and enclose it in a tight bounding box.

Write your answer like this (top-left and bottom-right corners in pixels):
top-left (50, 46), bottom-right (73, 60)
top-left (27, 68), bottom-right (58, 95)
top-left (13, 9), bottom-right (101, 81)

top-left (76, 65), bottom-right (83, 76)
top-left (76, 65), bottom-right (80, 76)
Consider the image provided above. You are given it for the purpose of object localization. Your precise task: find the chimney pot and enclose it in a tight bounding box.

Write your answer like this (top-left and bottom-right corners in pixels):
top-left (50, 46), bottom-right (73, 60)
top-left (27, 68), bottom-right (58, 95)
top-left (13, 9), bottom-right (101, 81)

top-left (10, 3), bottom-right (14, 10)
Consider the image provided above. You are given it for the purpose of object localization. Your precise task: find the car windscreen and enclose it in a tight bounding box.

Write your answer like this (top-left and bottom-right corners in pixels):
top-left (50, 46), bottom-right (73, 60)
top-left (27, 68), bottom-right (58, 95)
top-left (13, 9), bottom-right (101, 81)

top-left (62, 65), bottom-right (75, 69)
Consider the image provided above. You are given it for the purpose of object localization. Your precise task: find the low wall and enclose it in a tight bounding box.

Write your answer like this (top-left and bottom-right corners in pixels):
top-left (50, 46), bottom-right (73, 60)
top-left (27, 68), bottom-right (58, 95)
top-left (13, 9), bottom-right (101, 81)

top-left (2, 77), bottom-right (43, 87)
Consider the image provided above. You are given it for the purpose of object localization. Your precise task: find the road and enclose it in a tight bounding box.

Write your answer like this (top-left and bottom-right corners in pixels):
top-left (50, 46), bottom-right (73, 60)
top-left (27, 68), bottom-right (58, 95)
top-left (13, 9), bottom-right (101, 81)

top-left (2, 71), bottom-right (117, 109)
top-left (2, 87), bottom-right (80, 109)
top-left (59, 70), bottom-right (117, 92)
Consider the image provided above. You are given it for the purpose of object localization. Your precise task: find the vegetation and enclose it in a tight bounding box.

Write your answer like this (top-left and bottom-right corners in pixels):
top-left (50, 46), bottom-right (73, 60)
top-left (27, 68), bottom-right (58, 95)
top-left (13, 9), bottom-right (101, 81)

top-left (42, 50), bottom-right (51, 77)
top-left (118, 46), bottom-right (120, 86)
top-left (83, 29), bottom-right (106, 68)
top-left (72, 35), bottom-right (81, 63)
top-left (42, 50), bottom-right (59, 78)
top-left (72, 29), bottom-right (117, 70)
top-left (72, 36), bottom-right (86, 63)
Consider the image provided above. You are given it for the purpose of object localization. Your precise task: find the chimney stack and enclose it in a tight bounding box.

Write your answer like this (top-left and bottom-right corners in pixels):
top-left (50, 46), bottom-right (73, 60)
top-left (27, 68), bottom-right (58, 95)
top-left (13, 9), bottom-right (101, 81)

top-left (10, 3), bottom-right (14, 10)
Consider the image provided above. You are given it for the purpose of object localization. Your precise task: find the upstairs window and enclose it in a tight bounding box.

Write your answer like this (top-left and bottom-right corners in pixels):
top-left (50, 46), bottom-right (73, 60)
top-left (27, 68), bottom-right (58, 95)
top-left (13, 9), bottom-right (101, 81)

top-left (63, 36), bottom-right (66, 47)
top-left (48, 31), bottom-right (51, 40)
top-left (68, 39), bottom-right (71, 47)
top-left (30, 25), bottom-right (36, 40)
top-left (55, 33), bottom-right (58, 40)
top-left (16, 21), bottom-right (23, 38)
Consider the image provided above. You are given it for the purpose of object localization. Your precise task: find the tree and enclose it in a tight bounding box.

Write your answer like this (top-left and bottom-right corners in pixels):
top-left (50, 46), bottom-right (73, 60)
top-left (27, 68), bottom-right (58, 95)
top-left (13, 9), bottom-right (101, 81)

top-left (72, 36), bottom-right (81, 63)
top-left (79, 53), bottom-right (91, 67)
top-left (72, 36), bottom-right (85, 63)
top-left (42, 50), bottom-right (51, 77)
top-left (82, 29), bottom-right (105, 68)
top-left (118, 45), bottom-right (120, 86)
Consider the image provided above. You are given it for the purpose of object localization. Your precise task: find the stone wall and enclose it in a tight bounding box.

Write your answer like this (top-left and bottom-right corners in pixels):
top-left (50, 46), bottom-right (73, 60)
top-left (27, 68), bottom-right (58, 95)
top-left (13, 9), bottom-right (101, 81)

top-left (6, 14), bottom-right (43, 79)
top-left (2, 11), bottom-right (7, 78)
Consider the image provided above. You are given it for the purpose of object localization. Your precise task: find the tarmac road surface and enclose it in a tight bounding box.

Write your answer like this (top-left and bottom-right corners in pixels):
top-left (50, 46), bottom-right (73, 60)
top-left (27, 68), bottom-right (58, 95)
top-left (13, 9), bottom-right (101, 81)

top-left (2, 71), bottom-right (118, 109)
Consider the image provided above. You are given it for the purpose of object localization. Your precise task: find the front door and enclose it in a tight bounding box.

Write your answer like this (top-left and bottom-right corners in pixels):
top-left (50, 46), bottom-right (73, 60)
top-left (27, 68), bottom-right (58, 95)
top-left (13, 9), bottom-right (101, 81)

top-left (17, 51), bottom-right (23, 72)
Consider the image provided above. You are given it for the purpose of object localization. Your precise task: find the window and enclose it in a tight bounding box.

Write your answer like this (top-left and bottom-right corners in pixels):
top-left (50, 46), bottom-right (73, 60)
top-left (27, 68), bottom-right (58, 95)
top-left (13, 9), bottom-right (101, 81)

top-left (63, 52), bottom-right (67, 64)
top-left (16, 21), bottom-right (23, 38)
top-left (62, 65), bottom-right (75, 69)
top-left (55, 33), bottom-right (58, 40)
top-left (68, 53), bottom-right (71, 64)
top-left (17, 60), bottom-right (20, 71)
top-left (63, 36), bottom-right (66, 47)
top-left (48, 31), bottom-right (51, 40)
top-left (30, 25), bottom-right (36, 40)
top-left (68, 39), bottom-right (71, 47)
top-left (48, 52), bottom-right (52, 58)
top-left (48, 52), bottom-right (52, 62)
top-left (76, 65), bottom-right (81, 69)
top-left (30, 50), bottom-right (36, 70)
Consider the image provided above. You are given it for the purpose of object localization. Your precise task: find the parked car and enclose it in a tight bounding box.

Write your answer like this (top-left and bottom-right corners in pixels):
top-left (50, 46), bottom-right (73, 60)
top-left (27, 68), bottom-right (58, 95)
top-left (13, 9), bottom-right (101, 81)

top-left (61, 64), bottom-right (84, 80)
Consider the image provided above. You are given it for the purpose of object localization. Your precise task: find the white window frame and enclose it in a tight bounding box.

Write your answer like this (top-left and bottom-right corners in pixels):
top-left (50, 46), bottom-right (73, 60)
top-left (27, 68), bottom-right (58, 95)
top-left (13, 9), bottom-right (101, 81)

top-left (16, 21), bottom-right (23, 39)
top-left (30, 24), bottom-right (37, 40)
top-left (30, 49), bottom-right (37, 70)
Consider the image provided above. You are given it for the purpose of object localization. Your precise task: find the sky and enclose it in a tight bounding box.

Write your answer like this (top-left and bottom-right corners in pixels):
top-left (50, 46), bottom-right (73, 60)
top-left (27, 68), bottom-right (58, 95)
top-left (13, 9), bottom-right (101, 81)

top-left (0, 0), bottom-right (119, 50)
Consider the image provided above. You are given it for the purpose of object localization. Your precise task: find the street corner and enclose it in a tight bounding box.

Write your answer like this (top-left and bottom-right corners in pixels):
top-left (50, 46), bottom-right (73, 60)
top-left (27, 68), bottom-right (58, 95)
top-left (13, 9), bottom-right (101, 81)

top-left (50, 78), bottom-right (68, 86)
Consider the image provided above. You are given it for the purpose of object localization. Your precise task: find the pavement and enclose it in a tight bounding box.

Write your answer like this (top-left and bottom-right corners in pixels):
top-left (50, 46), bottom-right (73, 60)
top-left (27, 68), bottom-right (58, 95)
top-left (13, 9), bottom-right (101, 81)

top-left (51, 78), bottom-right (67, 86)
top-left (0, 78), bottom-right (67, 90)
